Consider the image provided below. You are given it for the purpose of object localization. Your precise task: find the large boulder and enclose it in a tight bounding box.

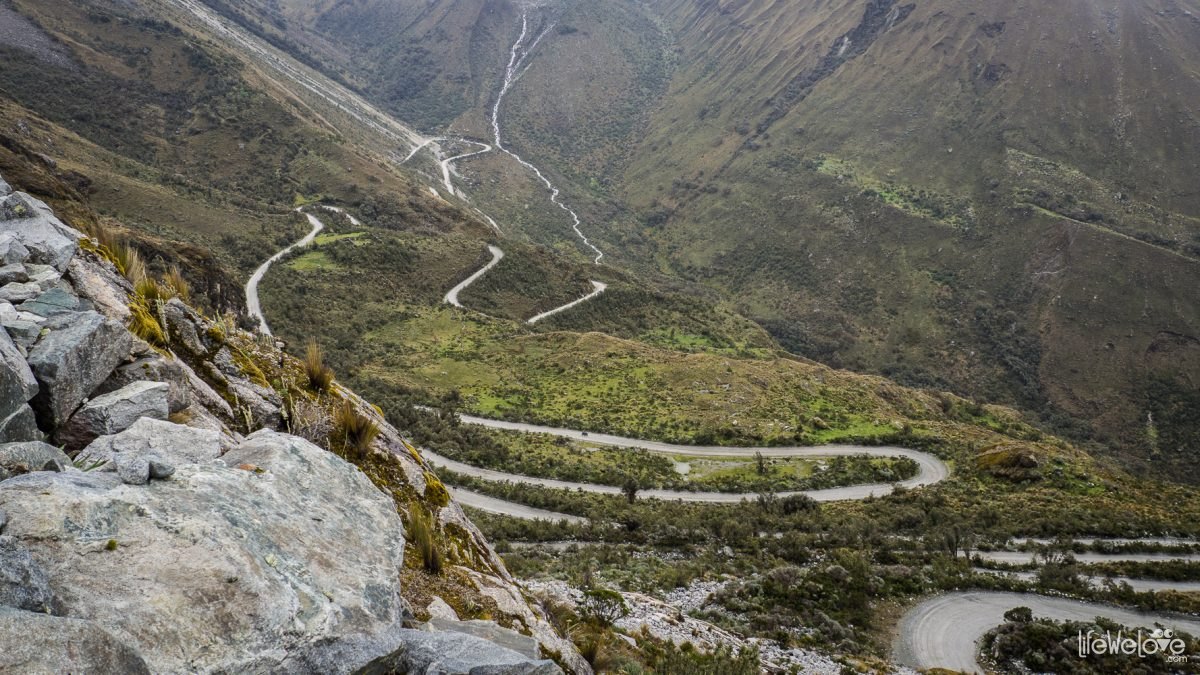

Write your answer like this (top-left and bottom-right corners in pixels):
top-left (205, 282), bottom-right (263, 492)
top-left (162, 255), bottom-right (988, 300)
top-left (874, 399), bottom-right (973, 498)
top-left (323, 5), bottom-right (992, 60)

top-left (0, 607), bottom-right (150, 674)
top-left (57, 381), bottom-right (169, 451)
top-left (0, 535), bottom-right (56, 613)
top-left (355, 630), bottom-right (562, 675)
top-left (0, 441), bottom-right (70, 479)
top-left (0, 429), bottom-right (410, 673)
top-left (425, 619), bottom-right (543, 661)
top-left (0, 193), bottom-right (79, 272)
top-left (93, 354), bottom-right (191, 414)
top-left (75, 416), bottom-right (220, 469)
top-left (27, 310), bottom-right (131, 429)
top-left (0, 176), bottom-right (9, 198)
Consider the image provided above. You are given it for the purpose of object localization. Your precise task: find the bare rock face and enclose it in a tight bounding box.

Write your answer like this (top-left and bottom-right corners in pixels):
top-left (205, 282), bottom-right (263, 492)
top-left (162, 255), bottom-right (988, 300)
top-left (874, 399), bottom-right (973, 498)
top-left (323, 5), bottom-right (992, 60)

top-left (0, 607), bottom-right (151, 674)
top-left (27, 310), bottom-right (131, 429)
top-left (0, 535), bottom-right (55, 613)
top-left (0, 428), bottom-right (411, 673)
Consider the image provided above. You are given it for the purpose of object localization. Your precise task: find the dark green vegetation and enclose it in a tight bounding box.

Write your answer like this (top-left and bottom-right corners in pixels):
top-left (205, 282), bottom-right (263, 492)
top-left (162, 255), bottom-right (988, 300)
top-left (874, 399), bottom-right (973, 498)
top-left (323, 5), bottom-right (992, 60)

top-left (983, 614), bottom-right (1198, 674)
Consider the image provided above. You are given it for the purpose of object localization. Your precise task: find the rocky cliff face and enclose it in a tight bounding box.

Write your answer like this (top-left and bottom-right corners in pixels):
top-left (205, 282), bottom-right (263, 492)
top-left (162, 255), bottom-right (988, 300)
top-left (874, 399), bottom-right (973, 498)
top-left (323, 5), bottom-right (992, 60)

top-left (0, 174), bottom-right (586, 674)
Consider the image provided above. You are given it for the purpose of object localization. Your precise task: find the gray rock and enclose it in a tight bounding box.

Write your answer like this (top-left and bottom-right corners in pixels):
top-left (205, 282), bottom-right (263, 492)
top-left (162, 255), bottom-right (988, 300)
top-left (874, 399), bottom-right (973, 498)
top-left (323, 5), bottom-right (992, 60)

top-left (0, 509), bottom-right (6, 532)
top-left (76, 417), bottom-right (221, 470)
top-left (355, 629), bottom-right (562, 675)
top-left (0, 282), bottom-right (39, 303)
top-left (0, 176), bottom-right (9, 197)
top-left (0, 607), bottom-right (151, 674)
top-left (0, 429), bottom-right (409, 673)
top-left (114, 454), bottom-right (149, 485)
top-left (27, 310), bottom-right (131, 429)
top-left (93, 355), bottom-right (191, 414)
top-left (427, 596), bottom-right (460, 621)
top-left (0, 329), bottom-right (37, 419)
top-left (470, 664), bottom-right (564, 675)
top-left (0, 264), bottom-right (27, 285)
top-left (0, 193), bottom-right (80, 271)
top-left (147, 460), bottom-right (175, 480)
top-left (0, 233), bottom-right (28, 266)
top-left (2, 318), bottom-right (42, 350)
top-left (0, 441), bottom-right (70, 476)
top-left (0, 405), bottom-right (39, 444)
top-left (0, 535), bottom-right (55, 613)
top-left (162, 298), bottom-right (207, 356)
top-left (426, 619), bottom-right (543, 661)
top-left (65, 255), bottom-right (131, 322)
top-left (57, 380), bottom-right (169, 451)
top-left (19, 288), bottom-right (78, 318)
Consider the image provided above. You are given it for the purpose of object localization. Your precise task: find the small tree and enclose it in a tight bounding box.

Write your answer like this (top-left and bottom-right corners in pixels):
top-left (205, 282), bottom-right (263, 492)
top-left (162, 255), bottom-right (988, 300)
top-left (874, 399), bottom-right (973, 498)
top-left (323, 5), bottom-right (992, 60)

top-left (621, 477), bottom-right (639, 504)
top-left (755, 451), bottom-right (767, 476)
top-left (579, 588), bottom-right (628, 627)
top-left (1004, 606), bottom-right (1033, 623)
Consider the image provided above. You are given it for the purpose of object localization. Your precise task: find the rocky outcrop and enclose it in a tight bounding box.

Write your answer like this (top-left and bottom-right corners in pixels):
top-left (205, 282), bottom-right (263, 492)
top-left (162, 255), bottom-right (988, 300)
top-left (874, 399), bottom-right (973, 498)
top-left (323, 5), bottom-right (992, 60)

top-left (0, 171), bottom-right (586, 673)
top-left (0, 430), bottom-right (410, 672)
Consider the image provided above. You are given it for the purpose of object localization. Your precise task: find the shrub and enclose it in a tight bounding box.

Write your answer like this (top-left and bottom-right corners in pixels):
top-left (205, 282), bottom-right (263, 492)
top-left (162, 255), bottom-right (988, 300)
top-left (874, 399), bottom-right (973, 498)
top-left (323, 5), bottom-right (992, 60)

top-left (333, 400), bottom-right (378, 460)
top-left (579, 588), bottom-right (628, 627)
top-left (304, 340), bottom-right (334, 392)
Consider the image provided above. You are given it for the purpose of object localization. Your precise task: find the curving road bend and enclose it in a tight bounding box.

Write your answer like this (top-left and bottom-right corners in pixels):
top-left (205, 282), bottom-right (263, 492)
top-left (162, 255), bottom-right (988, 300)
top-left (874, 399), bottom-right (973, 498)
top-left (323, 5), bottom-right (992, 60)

top-left (527, 281), bottom-right (607, 324)
top-left (449, 487), bottom-right (587, 525)
top-left (421, 413), bottom-right (948, 512)
top-left (246, 209), bottom-right (326, 335)
top-left (444, 245), bottom-right (505, 308)
top-left (894, 591), bottom-right (1200, 673)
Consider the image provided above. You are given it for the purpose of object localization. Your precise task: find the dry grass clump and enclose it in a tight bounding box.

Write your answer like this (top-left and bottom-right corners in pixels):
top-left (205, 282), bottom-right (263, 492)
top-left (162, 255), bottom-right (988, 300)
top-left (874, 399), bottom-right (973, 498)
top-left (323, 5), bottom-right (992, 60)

top-left (408, 507), bottom-right (443, 574)
top-left (333, 400), bottom-right (379, 460)
top-left (304, 340), bottom-right (334, 392)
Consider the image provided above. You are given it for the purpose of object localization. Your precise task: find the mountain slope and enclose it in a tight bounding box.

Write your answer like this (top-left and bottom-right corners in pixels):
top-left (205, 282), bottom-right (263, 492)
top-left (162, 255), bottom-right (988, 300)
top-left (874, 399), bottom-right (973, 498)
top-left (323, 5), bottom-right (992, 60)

top-left (237, 0), bottom-right (1200, 478)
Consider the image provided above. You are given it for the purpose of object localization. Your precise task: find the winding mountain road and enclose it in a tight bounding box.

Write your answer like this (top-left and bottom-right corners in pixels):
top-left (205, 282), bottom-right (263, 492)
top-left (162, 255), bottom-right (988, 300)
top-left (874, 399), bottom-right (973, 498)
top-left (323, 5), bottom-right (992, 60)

top-left (246, 209), bottom-right (326, 335)
top-left (527, 281), bottom-right (607, 324)
top-left (894, 592), bottom-right (1200, 673)
top-left (444, 246), bottom-right (505, 308)
top-left (420, 412), bottom-right (948, 522)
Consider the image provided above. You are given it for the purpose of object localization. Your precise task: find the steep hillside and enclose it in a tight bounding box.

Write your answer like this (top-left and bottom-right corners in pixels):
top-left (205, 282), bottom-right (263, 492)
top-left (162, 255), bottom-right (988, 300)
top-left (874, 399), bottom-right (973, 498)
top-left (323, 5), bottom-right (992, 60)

top-left (0, 170), bottom-right (585, 672)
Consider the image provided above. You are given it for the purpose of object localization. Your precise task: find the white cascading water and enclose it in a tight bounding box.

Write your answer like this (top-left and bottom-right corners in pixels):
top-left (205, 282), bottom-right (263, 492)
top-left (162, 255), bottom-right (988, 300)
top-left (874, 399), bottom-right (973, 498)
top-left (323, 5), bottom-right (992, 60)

top-left (490, 11), bottom-right (604, 264)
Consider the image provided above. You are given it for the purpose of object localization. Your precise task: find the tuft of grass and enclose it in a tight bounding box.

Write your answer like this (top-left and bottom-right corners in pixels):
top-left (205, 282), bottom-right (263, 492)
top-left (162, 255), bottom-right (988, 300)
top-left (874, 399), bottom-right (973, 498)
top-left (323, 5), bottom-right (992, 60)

top-left (408, 507), bottom-right (443, 574)
top-left (162, 265), bottom-right (190, 302)
top-left (115, 243), bottom-right (146, 285)
top-left (333, 400), bottom-right (378, 460)
top-left (129, 299), bottom-right (166, 346)
top-left (304, 340), bottom-right (335, 392)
